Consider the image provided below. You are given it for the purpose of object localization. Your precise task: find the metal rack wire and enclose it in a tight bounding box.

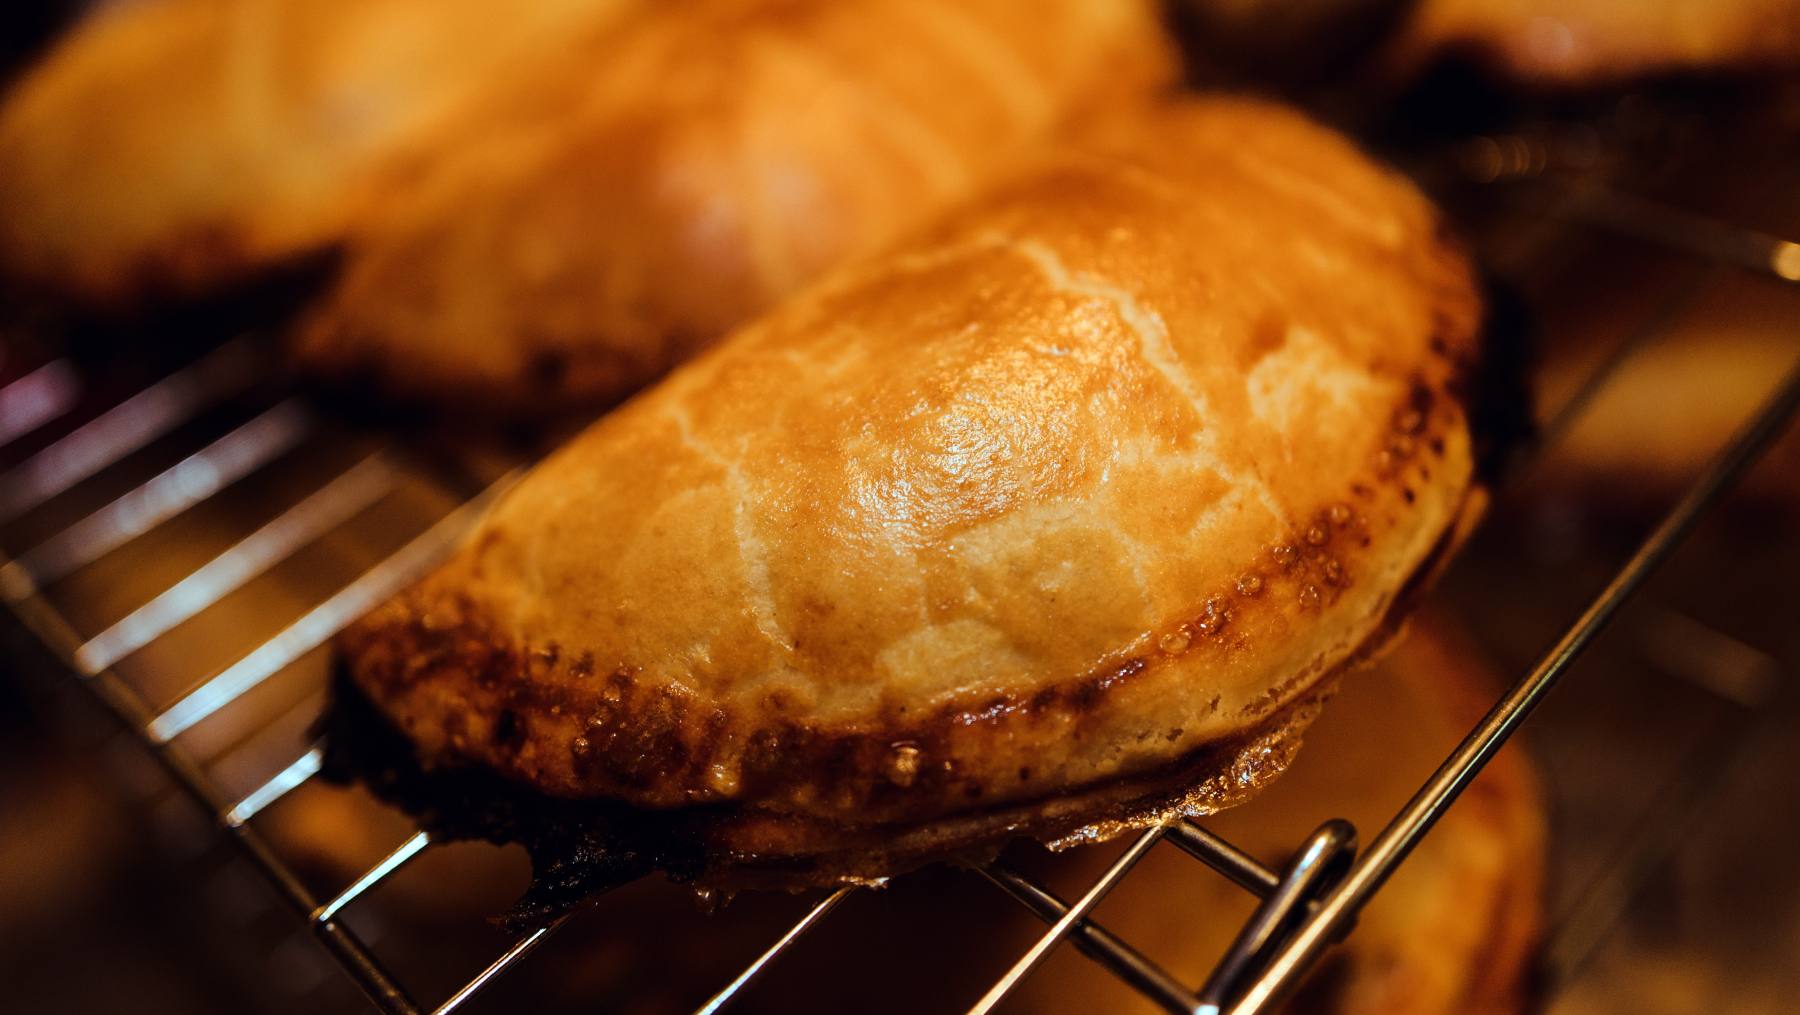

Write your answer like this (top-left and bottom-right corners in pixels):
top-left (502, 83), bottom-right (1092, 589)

top-left (2, 120), bottom-right (1798, 1014)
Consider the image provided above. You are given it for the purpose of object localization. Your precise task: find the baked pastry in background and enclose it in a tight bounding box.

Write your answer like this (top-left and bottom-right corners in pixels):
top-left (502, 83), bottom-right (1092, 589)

top-left (1010, 613), bottom-right (1543, 1015)
top-left (335, 96), bottom-right (1488, 890)
top-left (290, 0), bottom-right (1177, 411)
top-left (0, 0), bottom-right (643, 307)
top-left (1534, 272), bottom-right (1800, 507)
top-left (1385, 0), bottom-right (1800, 87)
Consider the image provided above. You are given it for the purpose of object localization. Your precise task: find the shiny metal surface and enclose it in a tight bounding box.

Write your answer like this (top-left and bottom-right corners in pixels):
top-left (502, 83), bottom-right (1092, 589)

top-left (968, 825), bottom-right (1168, 1015)
top-left (977, 862), bottom-right (1202, 1014)
top-left (693, 889), bottom-right (854, 1015)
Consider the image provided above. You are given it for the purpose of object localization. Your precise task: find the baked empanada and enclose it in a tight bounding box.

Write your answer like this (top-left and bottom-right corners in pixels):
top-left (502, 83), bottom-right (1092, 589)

top-left (290, 0), bottom-right (1177, 411)
top-left (337, 97), bottom-right (1487, 888)
top-left (1386, 0), bottom-right (1800, 86)
top-left (0, 0), bottom-right (641, 304)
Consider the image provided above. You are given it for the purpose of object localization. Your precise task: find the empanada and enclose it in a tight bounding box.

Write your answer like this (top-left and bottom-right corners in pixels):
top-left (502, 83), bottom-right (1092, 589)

top-left (291, 0), bottom-right (1177, 411)
top-left (0, 0), bottom-right (642, 304)
top-left (1386, 0), bottom-right (1800, 86)
top-left (337, 97), bottom-right (1488, 889)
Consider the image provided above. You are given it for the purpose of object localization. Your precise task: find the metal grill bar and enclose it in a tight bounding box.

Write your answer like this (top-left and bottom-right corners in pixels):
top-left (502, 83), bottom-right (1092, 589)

top-left (978, 863), bottom-right (1202, 1015)
top-left (968, 825), bottom-right (1167, 1015)
top-left (1196, 821), bottom-right (1354, 1012)
top-left (694, 888), bottom-right (853, 1015)
top-left (9, 399), bottom-right (311, 586)
top-left (3, 586), bottom-right (421, 1014)
top-left (434, 913), bottom-right (573, 1015)
top-left (1543, 660), bottom-right (1777, 985)
top-left (72, 451), bottom-right (399, 672)
top-left (1231, 351), bottom-right (1800, 1014)
top-left (225, 744), bottom-right (325, 827)
top-left (1167, 821), bottom-right (1280, 898)
top-left (315, 830), bottom-right (433, 924)
top-left (148, 479), bottom-right (513, 742)
top-left (0, 339), bottom-right (258, 522)
top-left (1564, 189), bottom-right (1800, 283)
top-left (0, 358), bottom-right (80, 447)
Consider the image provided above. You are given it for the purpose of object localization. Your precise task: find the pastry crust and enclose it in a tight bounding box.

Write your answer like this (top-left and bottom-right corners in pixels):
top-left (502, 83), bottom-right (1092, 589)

top-left (338, 98), bottom-right (1486, 864)
top-left (290, 0), bottom-right (1177, 411)
top-left (1385, 0), bottom-right (1800, 86)
top-left (0, 0), bottom-right (643, 305)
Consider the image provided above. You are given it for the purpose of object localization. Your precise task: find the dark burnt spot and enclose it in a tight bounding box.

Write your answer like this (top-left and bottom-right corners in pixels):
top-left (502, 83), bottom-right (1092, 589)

top-left (1323, 560), bottom-right (1346, 587)
top-left (1461, 272), bottom-right (1536, 481)
top-left (493, 709), bottom-right (525, 750)
top-left (571, 654), bottom-right (596, 679)
top-left (1195, 598), bottom-right (1230, 636)
top-left (1401, 382), bottom-right (1435, 428)
top-left (1402, 487), bottom-right (1416, 504)
top-left (1244, 312), bottom-right (1288, 366)
top-left (528, 349), bottom-right (571, 388)
top-left (604, 668), bottom-right (632, 701)
top-left (1018, 766), bottom-right (1032, 782)
top-left (1069, 678), bottom-right (1107, 711)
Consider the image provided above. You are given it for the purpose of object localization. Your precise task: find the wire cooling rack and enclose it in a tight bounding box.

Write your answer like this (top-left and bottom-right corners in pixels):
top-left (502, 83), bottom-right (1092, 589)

top-left (2, 108), bottom-right (1799, 1014)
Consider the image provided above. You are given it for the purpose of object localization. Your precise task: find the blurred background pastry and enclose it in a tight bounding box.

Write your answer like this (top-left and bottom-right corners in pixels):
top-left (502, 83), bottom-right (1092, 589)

top-left (1383, 0), bottom-right (1800, 88)
top-left (291, 0), bottom-right (1176, 411)
top-left (0, 0), bottom-right (645, 307)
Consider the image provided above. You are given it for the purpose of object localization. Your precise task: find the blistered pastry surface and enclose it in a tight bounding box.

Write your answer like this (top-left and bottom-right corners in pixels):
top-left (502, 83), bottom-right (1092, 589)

top-left (340, 98), bottom-right (1485, 829)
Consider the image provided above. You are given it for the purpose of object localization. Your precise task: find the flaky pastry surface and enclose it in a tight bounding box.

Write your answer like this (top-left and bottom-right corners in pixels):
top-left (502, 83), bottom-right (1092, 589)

top-left (339, 99), bottom-right (1486, 857)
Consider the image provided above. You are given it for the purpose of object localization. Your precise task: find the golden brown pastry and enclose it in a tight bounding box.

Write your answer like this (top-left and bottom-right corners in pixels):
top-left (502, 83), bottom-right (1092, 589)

top-left (1385, 0), bottom-right (1800, 86)
top-left (0, 0), bottom-right (642, 305)
top-left (336, 96), bottom-right (1487, 886)
top-left (291, 0), bottom-right (1178, 411)
top-left (1011, 614), bottom-right (1544, 1015)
